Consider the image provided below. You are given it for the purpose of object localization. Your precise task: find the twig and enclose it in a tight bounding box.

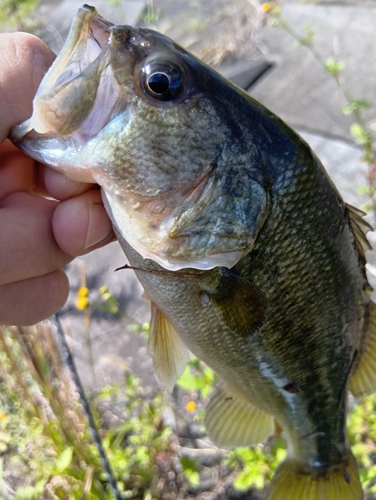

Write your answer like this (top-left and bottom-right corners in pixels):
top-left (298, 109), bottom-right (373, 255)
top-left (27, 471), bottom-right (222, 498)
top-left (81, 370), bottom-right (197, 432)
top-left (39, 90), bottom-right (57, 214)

top-left (53, 313), bottom-right (122, 500)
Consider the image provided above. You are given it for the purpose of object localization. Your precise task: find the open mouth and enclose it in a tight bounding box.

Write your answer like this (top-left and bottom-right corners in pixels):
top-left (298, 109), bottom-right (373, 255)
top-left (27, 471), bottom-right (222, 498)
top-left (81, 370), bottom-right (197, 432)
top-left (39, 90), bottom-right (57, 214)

top-left (11, 5), bottom-right (125, 141)
top-left (37, 5), bottom-right (113, 102)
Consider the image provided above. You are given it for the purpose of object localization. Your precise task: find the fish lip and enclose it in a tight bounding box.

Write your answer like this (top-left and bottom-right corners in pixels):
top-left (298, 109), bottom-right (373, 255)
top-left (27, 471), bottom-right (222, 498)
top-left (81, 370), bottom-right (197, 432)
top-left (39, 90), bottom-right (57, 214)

top-left (37, 5), bottom-right (113, 98)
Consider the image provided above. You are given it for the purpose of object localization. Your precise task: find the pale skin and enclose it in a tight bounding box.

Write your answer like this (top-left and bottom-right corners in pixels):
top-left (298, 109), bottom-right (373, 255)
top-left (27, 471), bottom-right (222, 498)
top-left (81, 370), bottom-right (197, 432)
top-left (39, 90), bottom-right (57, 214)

top-left (0, 33), bottom-right (115, 325)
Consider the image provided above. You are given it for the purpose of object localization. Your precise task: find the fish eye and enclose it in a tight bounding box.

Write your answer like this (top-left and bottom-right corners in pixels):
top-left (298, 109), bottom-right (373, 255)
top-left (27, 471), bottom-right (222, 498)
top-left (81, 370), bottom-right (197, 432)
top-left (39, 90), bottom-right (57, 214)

top-left (141, 60), bottom-right (185, 102)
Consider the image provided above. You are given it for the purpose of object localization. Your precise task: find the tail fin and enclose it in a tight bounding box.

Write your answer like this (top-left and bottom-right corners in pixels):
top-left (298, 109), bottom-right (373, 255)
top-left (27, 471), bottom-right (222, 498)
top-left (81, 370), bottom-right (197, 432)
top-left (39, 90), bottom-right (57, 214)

top-left (267, 451), bottom-right (362, 500)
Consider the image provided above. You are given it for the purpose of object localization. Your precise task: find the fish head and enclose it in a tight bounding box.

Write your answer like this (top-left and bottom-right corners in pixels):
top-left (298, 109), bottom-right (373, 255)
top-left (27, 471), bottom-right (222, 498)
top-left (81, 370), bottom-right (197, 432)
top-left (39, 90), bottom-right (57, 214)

top-left (11, 5), bottom-right (268, 271)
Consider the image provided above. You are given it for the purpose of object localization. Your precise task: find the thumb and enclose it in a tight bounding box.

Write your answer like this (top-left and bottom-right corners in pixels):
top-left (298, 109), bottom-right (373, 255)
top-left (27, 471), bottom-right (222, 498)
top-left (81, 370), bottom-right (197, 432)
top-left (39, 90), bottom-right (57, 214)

top-left (0, 33), bottom-right (55, 143)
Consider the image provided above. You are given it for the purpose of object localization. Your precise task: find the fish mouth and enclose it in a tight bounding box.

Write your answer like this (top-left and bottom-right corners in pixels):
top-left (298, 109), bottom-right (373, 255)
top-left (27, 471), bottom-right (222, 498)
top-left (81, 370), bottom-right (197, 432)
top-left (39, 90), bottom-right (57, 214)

top-left (11, 5), bottom-right (129, 143)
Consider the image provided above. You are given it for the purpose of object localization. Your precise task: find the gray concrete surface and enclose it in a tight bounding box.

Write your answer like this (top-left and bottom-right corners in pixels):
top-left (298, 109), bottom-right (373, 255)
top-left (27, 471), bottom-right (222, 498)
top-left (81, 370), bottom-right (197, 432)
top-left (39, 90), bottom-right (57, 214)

top-left (251, 4), bottom-right (376, 143)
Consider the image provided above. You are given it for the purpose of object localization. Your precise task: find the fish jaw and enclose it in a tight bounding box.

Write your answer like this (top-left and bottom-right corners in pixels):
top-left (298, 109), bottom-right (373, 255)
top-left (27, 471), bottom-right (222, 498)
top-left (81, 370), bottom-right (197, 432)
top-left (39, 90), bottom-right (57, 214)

top-left (11, 5), bottom-right (114, 139)
top-left (10, 5), bottom-right (130, 182)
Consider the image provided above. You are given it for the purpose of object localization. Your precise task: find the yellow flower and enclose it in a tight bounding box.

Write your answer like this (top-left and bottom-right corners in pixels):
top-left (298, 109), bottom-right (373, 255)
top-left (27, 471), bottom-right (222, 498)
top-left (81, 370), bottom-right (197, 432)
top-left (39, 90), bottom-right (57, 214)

top-left (99, 286), bottom-right (108, 294)
top-left (0, 412), bottom-right (6, 420)
top-left (186, 401), bottom-right (196, 412)
top-left (77, 287), bottom-right (89, 297)
top-left (262, 2), bottom-right (275, 13)
top-left (76, 297), bottom-right (89, 310)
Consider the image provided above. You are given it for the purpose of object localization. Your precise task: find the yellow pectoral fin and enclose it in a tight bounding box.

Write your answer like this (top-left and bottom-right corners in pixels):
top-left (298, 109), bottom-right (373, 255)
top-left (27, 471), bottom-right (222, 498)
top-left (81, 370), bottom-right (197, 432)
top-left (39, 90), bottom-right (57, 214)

top-left (204, 384), bottom-right (274, 449)
top-left (267, 451), bottom-right (362, 500)
top-left (350, 301), bottom-right (376, 398)
top-left (149, 304), bottom-right (190, 391)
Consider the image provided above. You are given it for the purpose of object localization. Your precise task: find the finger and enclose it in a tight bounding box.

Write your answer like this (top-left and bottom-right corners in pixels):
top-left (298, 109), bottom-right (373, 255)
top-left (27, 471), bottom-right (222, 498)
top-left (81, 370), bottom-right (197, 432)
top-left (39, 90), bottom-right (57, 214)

top-left (43, 165), bottom-right (96, 200)
top-left (0, 270), bottom-right (69, 326)
top-left (0, 141), bottom-right (36, 198)
top-left (0, 140), bottom-right (95, 200)
top-left (0, 192), bottom-right (72, 286)
top-left (0, 33), bottom-right (55, 143)
top-left (53, 189), bottom-right (115, 256)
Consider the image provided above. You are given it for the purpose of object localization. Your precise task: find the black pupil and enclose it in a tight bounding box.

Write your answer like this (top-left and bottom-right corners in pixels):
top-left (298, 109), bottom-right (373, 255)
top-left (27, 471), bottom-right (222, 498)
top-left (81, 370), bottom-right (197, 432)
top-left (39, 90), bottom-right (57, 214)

top-left (148, 73), bottom-right (170, 95)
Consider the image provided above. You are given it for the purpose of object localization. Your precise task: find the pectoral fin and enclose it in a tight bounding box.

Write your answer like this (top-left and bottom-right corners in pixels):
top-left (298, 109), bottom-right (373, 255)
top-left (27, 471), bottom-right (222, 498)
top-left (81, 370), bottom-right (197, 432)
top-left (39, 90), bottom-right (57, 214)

top-left (203, 268), bottom-right (267, 337)
top-left (350, 301), bottom-right (376, 398)
top-left (149, 304), bottom-right (190, 391)
top-left (204, 384), bottom-right (274, 449)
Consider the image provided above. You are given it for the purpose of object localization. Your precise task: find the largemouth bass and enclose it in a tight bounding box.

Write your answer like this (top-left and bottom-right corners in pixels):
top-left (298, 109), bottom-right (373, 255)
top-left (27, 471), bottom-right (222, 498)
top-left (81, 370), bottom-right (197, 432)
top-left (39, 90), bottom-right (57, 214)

top-left (11, 5), bottom-right (376, 499)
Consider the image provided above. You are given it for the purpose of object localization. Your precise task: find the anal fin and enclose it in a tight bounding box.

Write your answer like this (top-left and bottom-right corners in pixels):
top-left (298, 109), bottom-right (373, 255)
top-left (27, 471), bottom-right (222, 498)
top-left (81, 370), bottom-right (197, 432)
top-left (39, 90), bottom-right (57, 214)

top-left (149, 304), bottom-right (190, 391)
top-left (350, 301), bottom-right (376, 398)
top-left (204, 383), bottom-right (274, 449)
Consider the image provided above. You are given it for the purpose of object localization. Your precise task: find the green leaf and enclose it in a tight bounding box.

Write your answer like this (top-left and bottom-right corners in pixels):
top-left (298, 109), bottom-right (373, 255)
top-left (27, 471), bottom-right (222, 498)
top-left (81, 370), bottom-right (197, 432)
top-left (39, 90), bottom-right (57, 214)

top-left (180, 456), bottom-right (200, 487)
top-left (342, 99), bottom-right (371, 115)
top-left (325, 57), bottom-right (345, 74)
top-left (55, 446), bottom-right (73, 473)
top-left (177, 357), bottom-right (216, 398)
top-left (274, 447), bottom-right (287, 463)
top-left (350, 123), bottom-right (373, 146)
top-left (234, 465), bottom-right (265, 491)
top-left (294, 24), bottom-right (316, 47)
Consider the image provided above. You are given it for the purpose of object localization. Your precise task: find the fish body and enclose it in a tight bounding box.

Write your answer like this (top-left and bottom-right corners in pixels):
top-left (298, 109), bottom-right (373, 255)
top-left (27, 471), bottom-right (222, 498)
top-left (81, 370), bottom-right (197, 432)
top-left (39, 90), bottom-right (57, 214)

top-left (11, 6), bottom-right (376, 499)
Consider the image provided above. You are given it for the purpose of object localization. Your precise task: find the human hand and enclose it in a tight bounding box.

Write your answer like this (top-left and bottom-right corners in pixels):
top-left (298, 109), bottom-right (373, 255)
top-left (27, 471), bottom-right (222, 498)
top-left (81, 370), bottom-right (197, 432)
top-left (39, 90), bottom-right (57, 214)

top-left (0, 33), bottom-right (115, 326)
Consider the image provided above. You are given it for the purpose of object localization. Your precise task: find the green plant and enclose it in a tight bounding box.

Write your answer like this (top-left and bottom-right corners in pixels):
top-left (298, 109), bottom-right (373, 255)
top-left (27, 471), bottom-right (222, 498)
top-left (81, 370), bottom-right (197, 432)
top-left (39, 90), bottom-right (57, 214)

top-left (0, 0), bottom-right (38, 30)
top-left (224, 438), bottom-right (286, 492)
top-left (177, 357), bottom-right (217, 400)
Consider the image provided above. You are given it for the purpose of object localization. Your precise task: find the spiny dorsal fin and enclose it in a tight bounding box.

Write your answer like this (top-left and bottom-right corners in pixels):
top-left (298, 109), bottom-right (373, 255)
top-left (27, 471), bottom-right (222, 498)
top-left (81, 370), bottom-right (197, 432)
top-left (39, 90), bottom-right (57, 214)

top-left (203, 268), bottom-right (267, 338)
top-left (350, 301), bottom-right (376, 398)
top-left (267, 451), bottom-right (362, 500)
top-left (149, 304), bottom-right (190, 391)
top-left (347, 203), bottom-right (372, 264)
top-left (204, 383), bottom-right (274, 449)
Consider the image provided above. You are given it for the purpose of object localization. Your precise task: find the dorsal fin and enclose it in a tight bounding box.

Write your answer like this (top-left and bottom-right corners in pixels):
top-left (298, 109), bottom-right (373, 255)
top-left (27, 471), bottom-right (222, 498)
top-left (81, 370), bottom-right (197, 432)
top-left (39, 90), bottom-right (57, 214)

top-left (149, 304), bottom-right (190, 391)
top-left (346, 203), bottom-right (372, 264)
top-left (350, 301), bottom-right (376, 398)
top-left (204, 383), bottom-right (274, 449)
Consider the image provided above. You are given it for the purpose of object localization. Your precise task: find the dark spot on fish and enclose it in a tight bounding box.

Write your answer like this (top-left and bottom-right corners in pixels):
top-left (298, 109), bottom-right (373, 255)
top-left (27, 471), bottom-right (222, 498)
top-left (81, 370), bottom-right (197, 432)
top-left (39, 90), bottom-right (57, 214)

top-left (308, 399), bottom-right (319, 415)
top-left (282, 382), bottom-right (299, 394)
top-left (343, 470), bottom-right (351, 484)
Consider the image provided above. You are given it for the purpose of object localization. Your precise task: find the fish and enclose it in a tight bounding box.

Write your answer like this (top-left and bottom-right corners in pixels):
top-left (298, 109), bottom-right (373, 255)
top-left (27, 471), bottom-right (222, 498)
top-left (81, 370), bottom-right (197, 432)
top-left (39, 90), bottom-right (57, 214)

top-left (10, 5), bottom-right (376, 499)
